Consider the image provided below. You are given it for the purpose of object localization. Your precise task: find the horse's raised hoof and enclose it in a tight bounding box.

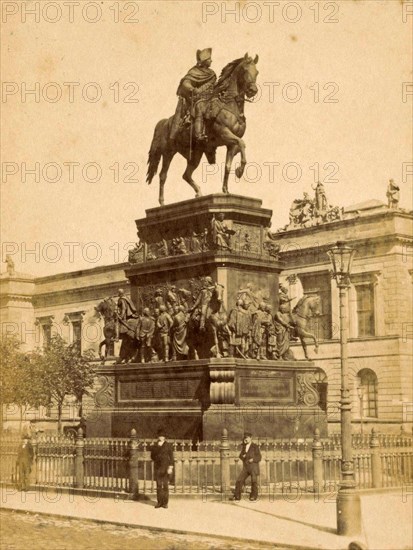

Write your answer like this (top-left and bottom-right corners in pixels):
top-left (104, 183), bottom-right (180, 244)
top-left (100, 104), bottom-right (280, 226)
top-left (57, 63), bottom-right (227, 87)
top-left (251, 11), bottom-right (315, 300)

top-left (195, 190), bottom-right (203, 198)
top-left (235, 166), bottom-right (244, 179)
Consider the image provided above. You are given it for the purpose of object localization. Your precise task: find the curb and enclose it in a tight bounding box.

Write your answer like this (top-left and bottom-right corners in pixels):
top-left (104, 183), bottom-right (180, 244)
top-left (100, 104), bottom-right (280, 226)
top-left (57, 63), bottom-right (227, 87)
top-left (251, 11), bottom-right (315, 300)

top-left (1, 506), bottom-right (333, 550)
top-left (2, 482), bottom-right (404, 501)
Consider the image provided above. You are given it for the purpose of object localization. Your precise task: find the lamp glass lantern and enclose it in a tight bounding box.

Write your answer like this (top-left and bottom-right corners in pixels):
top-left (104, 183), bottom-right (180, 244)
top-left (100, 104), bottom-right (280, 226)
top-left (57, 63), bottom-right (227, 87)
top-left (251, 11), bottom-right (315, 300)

top-left (327, 241), bottom-right (356, 288)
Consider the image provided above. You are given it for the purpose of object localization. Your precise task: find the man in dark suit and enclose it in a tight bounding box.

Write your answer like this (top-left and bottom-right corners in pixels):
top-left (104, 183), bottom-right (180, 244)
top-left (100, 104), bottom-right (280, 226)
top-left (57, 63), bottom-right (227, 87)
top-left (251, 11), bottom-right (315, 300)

top-left (16, 435), bottom-right (34, 491)
top-left (150, 428), bottom-right (174, 509)
top-left (232, 432), bottom-right (261, 502)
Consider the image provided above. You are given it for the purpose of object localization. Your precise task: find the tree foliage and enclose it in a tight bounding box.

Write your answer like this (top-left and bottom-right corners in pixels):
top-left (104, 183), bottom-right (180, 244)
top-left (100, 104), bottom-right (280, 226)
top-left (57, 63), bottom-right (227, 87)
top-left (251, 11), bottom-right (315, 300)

top-left (1, 335), bottom-right (96, 432)
top-left (0, 336), bottom-right (23, 407)
top-left (31, 335), bottom-right (96, 431)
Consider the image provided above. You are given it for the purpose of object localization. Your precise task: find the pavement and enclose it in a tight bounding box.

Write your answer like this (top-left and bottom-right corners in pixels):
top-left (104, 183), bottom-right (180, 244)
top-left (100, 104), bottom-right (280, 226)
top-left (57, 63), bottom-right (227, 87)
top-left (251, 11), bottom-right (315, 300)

top-left (1, 487), bottom-right (412, 550)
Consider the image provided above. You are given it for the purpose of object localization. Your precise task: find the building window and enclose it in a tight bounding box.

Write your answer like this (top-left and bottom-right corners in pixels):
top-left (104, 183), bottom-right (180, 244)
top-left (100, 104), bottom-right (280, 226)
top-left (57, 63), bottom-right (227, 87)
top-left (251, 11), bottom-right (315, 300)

top-left (357, 369), bottom-right (378, 418)
top-left (355, 283), bottom-right (375, 337)
top-left (312, 368), bottom-right (328, 412)
top-left (72, 321), bottom-right (82, 350)
top-left (299, 272), bottom-right (332, 340)
top-left (42, 324), bottom-right (52, 347)
top-left (35, 316), bottom-right (54, 347)
top-left (63, 311), bottom-right (85, 352)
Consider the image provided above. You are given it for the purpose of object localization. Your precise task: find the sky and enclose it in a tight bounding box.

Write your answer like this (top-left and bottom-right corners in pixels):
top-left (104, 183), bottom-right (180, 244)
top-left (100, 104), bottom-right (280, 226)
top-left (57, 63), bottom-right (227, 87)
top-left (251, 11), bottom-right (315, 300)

top-left (1, 0), bottom-right (412, 277)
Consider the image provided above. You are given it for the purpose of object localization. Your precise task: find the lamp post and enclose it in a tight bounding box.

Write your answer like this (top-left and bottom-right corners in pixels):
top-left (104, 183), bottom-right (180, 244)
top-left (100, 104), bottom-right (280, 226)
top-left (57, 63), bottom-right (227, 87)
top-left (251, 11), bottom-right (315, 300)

top-left (357, 384), bottom-right (364, 437)
top-left (327, 241), bottom-right (361, 536)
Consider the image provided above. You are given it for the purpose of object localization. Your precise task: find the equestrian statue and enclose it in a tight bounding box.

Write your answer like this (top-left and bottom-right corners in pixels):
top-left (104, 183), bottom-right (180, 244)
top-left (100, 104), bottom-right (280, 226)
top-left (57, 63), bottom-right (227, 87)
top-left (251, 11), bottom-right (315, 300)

top-left (146, 49), bottom-right (259, 205)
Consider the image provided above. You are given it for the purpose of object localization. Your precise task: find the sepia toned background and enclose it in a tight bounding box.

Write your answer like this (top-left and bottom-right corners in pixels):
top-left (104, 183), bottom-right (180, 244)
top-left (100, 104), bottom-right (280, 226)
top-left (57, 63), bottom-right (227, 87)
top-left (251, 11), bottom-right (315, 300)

top-left (1, 0), bottom-right (412, 276)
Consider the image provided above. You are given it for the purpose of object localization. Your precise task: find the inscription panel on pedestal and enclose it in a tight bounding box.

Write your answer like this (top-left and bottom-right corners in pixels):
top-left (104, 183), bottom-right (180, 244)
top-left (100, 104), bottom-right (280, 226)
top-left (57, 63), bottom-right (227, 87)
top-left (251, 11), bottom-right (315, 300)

top-left (239, 371), bottom-right (294, 402)
top-left (118, 377), bottom-right (200, 402)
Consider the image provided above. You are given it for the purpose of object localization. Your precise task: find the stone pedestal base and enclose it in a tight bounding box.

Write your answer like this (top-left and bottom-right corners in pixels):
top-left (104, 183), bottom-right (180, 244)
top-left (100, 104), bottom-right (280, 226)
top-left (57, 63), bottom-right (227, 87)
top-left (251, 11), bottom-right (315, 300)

top-left (84, 359), bottom-right (327, 440)
top-left (203, 405), bottom-right (327, 440)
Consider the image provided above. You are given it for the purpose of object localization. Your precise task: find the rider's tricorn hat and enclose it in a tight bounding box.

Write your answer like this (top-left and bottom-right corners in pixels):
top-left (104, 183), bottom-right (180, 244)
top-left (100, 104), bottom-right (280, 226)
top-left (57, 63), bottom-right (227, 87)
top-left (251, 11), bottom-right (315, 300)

top-left (197, 48), bottom-right (212, 63)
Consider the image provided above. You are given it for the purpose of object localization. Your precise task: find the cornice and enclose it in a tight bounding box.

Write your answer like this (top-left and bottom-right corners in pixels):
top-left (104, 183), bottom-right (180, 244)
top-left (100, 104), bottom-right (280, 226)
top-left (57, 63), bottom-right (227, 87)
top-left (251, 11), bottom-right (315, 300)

top-left (276, 208), bottom-right (413, 239)
top-left (33, 280), bottom-right (128, 308)
top-left (0, 294), bottom-right (34, 304)
top-left (125, 250), bottom-right (283, 278)
top-left (34, 262), bottom-right (129, 284)
top-left (279, 234), bottom-right (412, 260)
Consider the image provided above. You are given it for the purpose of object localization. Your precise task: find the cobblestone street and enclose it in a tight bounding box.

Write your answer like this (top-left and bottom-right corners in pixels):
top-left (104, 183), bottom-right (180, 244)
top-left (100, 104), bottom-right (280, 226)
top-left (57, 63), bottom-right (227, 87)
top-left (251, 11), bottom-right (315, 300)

top-left (0, 511), bottom-right (280, 550)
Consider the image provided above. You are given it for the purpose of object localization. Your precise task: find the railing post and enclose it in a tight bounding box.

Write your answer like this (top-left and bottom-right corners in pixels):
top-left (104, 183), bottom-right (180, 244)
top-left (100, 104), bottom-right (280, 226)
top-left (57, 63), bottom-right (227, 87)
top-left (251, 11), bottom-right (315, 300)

top-left (75, 428), bottom-right (84, 488)
top-left (31, 434), bottom-right (38, 486)
top-left (129, 429), bottom-right (139, 500)
top-left (370, 428), bottom-right (382, 488)
top-left (312, 428), bottom-right (323, 494)
top-left (220, 428), bottom-right (230, 496)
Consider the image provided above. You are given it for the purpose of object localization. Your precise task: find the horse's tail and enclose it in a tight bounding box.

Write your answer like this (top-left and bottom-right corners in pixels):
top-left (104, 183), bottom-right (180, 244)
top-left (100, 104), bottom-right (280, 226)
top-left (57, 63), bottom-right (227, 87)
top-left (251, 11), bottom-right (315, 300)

top-left (146, 119), bottom-right (167, 185)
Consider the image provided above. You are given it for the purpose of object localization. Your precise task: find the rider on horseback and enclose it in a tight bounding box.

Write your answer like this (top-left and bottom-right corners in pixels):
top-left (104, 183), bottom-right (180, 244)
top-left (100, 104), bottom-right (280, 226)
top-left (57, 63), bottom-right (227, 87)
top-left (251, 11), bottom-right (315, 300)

top-left (189, 276), bottom-right (218, 331)
top-left (116, 289), bottom-right (138, 339)
top-left (170, 48), bottom-right (217, 143)
top-left (278, 284), bottom-right (298, 341)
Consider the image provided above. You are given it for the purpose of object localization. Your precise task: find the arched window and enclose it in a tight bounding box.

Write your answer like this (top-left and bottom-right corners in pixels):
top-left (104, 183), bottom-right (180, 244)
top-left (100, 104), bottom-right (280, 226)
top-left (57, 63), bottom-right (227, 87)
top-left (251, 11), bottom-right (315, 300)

top-left (312, 368), bottom-right (328, 412)
top-left (357, 369), bottom-right (378, 418)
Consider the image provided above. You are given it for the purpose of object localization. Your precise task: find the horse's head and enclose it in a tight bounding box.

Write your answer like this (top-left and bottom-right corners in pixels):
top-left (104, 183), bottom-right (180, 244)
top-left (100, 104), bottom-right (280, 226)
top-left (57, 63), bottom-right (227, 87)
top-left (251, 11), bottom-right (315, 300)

top-left (94, 300), bottom-right (104, 317)
top-left (215, 283), bottom-right (224, 302)
top-left (95, 297), bottom-right (117, 321)
top-left (215, 54), bottom-right (259, 99)
top-left (293, 294), bottom-right (322, 319)
top-left (238, 53), bottom-right (259, 99)
top-left (209, 283), bottom-right (226, 316)
top-left (308, 295), bottom-right (322, 317)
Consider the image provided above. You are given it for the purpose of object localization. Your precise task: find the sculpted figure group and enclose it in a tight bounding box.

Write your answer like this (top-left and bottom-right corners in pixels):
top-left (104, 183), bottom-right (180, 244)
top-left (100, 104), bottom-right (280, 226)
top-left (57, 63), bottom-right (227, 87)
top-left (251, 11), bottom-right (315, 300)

top-left (227, 284), bottom-right (297, 361)
top-left (96, 278), bottom-right (318, 364)
top-left (283, 183), bottom-right (342, 231)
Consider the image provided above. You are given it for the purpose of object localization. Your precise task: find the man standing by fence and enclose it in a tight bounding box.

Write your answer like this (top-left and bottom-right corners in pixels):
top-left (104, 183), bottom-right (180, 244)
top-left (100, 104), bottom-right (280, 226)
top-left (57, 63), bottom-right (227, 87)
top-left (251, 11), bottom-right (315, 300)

top-left (150, 428), bottom-right (174, 509)
top-left (232, 432), bottom-right (261, 502)
top-left (16, 435), bottom-right (34, 491)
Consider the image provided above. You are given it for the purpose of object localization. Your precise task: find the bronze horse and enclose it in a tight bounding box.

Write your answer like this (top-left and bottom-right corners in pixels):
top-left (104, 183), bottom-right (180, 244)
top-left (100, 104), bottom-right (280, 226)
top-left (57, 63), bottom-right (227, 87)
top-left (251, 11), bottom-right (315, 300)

top-left (147, 53), bottom-right (259, 205)
top-left (291, 295), bottom-right (322, 360)
top-left (95, 298), bottom-right (140, 364)
top-left (95, 297), bottom-right (117, 361)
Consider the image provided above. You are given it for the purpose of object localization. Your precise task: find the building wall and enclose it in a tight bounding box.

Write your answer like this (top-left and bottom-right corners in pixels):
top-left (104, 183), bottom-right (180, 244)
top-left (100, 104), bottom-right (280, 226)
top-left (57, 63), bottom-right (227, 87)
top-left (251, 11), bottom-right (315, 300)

top-left (1, 263), bottom-right (128, 432)
top-left (277, 207), bottom-right (412, 432)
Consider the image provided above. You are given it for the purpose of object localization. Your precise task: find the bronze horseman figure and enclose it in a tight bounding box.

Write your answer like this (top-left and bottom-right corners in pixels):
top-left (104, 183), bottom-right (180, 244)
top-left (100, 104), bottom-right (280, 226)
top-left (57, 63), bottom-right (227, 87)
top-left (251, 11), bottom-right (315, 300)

top-left (147, 49), bottom-right (259, 205)
top-left (170, 48), bottom-right (217, 143)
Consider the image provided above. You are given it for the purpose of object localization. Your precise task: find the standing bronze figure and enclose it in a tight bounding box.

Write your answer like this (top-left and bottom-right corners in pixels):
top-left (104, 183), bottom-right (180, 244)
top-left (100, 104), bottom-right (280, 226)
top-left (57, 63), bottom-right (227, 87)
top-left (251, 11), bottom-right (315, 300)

top-left (147, 51), bottom-right (259, 205)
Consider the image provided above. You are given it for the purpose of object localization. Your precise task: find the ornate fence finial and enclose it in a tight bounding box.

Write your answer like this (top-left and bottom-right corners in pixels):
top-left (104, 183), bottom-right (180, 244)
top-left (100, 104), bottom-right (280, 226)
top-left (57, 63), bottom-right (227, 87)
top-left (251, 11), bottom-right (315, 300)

top-left (76, 427), bottom-right (84, 439)
top-left (130, 428), bottom-right (137, 439)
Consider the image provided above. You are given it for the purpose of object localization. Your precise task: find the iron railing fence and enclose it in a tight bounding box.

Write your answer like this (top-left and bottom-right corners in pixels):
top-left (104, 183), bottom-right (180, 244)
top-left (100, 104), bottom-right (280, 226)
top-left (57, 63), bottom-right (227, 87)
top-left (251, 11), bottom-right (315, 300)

top-left (1, 429), bottom-right (411, 495)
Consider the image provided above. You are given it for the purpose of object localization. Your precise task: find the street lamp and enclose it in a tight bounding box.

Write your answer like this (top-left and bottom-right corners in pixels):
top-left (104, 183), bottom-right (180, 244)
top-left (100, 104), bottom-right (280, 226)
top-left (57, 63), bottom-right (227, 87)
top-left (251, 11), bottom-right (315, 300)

top-left (327, 241), bottom-right (361, 536)
top-left (357, 384), bottom-right (364, 437)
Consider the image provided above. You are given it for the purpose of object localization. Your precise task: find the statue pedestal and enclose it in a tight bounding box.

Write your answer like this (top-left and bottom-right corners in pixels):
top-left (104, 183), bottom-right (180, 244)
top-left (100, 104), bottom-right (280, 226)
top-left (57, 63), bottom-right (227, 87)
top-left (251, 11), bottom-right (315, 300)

top-left (85, 194), bottom-right (326, 440)
top-left (126, 194), bottom-right (283, 320)
top-left (85, 359), bottom-right (327, 439)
